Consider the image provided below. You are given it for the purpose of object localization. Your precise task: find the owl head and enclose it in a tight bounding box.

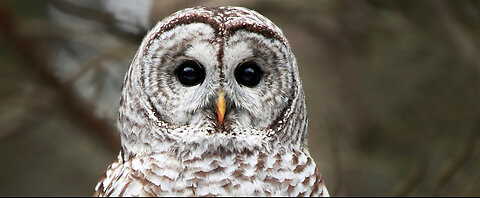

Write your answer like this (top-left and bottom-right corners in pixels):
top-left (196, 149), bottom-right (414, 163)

top-left (118, 6), bottom-right (308, 157)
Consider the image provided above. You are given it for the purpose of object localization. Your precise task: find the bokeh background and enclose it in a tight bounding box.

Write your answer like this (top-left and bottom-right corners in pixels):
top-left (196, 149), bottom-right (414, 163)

top-left (1, 0), bottom-right (479, 196)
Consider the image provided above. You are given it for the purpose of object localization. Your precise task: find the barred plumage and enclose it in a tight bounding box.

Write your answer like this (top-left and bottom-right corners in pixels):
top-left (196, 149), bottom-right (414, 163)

top-left (94, 6), bottom-right (329, 197)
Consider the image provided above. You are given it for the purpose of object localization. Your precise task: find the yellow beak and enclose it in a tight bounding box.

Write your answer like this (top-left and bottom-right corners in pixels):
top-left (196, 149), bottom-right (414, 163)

top-left (215, 90), bottom-right (226, 125)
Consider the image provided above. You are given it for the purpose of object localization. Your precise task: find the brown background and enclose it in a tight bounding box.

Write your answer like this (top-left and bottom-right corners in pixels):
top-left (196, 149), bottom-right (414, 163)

top-left (0, 0), bottom-right (479, 196)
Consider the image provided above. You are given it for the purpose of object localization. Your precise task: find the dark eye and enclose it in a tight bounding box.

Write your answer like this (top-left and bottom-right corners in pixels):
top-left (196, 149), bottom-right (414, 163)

top-left (175, 60), bottom-right (205, 86)
top-left (234, 61), bottom-right (264, 87)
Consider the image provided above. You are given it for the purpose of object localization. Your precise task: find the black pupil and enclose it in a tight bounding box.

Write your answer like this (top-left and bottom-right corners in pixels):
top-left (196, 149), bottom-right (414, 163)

top-left (235, 62), bottom-right (263, 87)
top-left (175, 61), bottom-right (205, 86)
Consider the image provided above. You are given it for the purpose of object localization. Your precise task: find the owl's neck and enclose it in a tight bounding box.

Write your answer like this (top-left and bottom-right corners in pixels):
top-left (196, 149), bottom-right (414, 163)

top-left (119, 129), bottom-right (297, 161)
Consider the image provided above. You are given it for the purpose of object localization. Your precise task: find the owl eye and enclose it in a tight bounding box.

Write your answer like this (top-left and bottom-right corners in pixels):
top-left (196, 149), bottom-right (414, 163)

top-left (234, 61), bottom-right (264, 87)
top-left (175, 60), bottom-right (205, 86)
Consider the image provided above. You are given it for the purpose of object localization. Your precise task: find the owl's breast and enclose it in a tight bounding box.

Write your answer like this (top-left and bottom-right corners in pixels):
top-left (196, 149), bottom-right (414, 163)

top-left (94, 150), bottom-right (328, 196)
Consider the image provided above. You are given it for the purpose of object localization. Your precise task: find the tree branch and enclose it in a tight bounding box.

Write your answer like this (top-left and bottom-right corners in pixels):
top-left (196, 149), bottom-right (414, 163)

top-left (392, 157), bottom-right (428, 196)
top-left (0, 3), bottom-right (120, 153)
top-left (430, 117), bottom-right (480, 196)
top-left (50, 0), bottom-right (145, 43)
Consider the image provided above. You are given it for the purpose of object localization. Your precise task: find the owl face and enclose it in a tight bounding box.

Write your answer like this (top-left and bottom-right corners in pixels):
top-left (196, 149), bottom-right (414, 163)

top-left (119, 7), bottom-right (306, 154)
top-left (142, 23), bottom-right (293, 131)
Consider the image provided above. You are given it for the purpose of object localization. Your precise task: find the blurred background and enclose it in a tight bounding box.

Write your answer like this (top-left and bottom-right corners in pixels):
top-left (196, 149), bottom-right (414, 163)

top-left (0, 0), bottom-right (479, 196)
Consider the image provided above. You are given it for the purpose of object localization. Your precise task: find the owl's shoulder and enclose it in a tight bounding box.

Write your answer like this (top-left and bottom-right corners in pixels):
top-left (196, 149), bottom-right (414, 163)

top-left (94, 151), bottom-right (192, 196)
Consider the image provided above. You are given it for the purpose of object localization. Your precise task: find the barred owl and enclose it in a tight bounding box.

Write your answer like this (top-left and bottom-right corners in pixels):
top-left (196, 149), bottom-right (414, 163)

top-left (94, 6), bottom-right (329, 197)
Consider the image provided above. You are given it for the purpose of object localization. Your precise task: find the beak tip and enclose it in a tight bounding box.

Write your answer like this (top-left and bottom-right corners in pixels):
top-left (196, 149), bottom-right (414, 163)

top-left (215, 90), bottom-right (226, 125)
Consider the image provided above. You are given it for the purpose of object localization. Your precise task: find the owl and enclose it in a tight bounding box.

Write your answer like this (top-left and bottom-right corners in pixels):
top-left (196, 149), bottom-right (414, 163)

top-left (93, 6), bottom-right (329, 197)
